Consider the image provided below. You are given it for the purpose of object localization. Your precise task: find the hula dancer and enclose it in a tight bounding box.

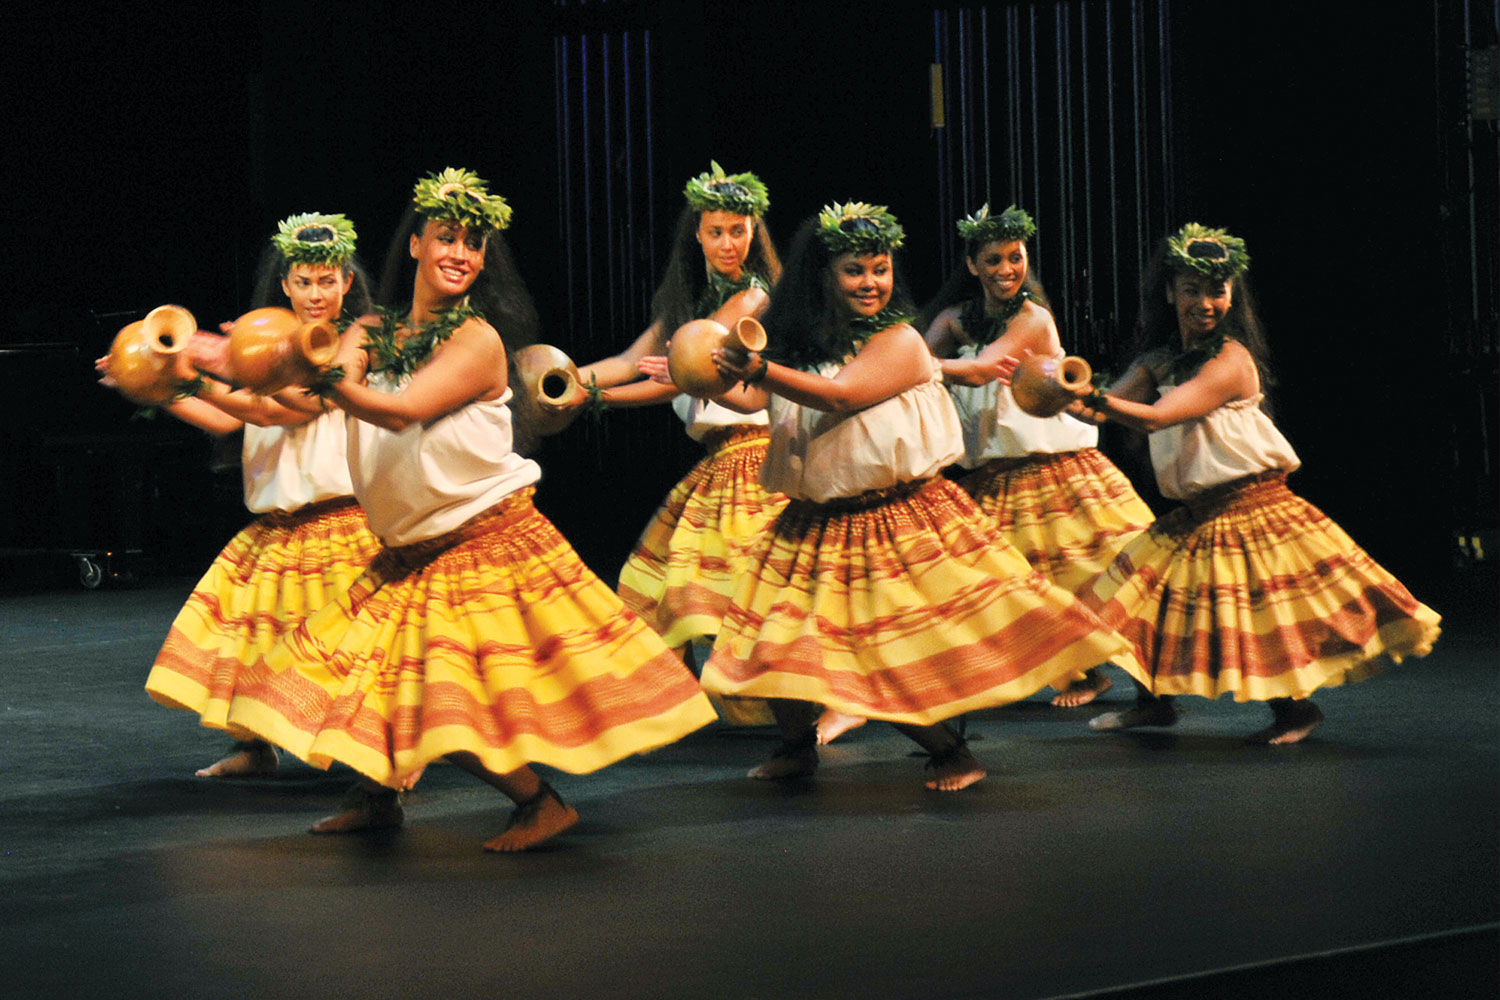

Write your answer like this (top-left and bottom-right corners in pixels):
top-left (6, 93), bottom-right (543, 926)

top-left (575, 163), bottom-right (787, 725)
top-left (702, 202), bottom-right (1140, 791)
top-left (923, 204), bottom-right (1153, 710)
top-left (1056, 223), bottom-right (1441, 743)
top-left (226, 169), bottom-right (716, 850)
top-left (128, 213), bottom-right (381, 778)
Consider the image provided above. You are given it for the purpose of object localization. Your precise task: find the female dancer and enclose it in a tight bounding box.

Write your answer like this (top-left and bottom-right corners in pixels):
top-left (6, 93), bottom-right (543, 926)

top-left (576, 164), bottom-right (786, 673)
top-left (923, 204), bottom-right (1153, 710)
top-left (131, 213), bottom-right (382, 778)
top-left (1056, 223), bottom-right (1440, 743)
top-left (225, 168), bottom-right (716, 851)
top-left (702, 202), bottom-right (1139, 791)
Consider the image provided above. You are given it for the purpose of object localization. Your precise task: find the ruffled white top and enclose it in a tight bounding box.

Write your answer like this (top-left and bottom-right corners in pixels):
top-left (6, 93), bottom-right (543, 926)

top-left (241, 410), bottom-right (355, 514)
top-left (347, 377), bottom-right (541, 545)
top-left (761, 356), bottom-right (964, 503)
top-left (1149, 386), bottom-right (1300, 500)
top-left (946, 345), bottom-right (1098, 468)
top-left (672, 394), bottom-right (768, 443)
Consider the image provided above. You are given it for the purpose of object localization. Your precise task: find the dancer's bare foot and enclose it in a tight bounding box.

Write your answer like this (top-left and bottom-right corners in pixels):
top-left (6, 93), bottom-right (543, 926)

top-left (483, 784), bottom-right (579, 852)
top-left (923, 744), bottom-right (986, 792)
top-left (1051, 669), bottom-right (1113, 708)
top-left (1090, 699), bottom-right (1179, 731)
top-left (1246, 699), bottom-right (1324, 745)
top-left (195, 741), bottom-right (278, 778)
top-left (816, 709), bottom-right (867, 745)
top-left (747, 739), bottom-right (818, 780)
top-left (309, 786), bottom-right (404, 834)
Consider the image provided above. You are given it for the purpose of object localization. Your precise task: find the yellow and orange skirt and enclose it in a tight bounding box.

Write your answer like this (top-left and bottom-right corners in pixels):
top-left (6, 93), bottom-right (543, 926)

top-left (957, 448), bottom-right (1154, 596)
top-left (701, 477), bottom-right (1141, 725)
top-left (1086, 472), bottom-right (1441, 701)
top-left (224, 488), bottom-right (717, 789)
top-left (146, 495), bottom-right (380, 735)
top-left (617, 425), bottom-right (788, 649)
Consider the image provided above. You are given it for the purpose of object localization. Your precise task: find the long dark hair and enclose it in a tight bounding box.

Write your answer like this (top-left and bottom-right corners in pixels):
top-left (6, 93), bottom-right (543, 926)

top-left (1134, 234), bottom-right (1275, 404)
top-left (760, 216), bottom-right (917, 370)
top-left (375, 206), bottom-right (541, 353)
top-left (916, 236), bottom-right (1051, 334)
top-left (647, 206), bottom-right (782, 346)
top-left (249, 243), bottom-right (374, 317)
top-left (375, 206), bottom-right (545, 453)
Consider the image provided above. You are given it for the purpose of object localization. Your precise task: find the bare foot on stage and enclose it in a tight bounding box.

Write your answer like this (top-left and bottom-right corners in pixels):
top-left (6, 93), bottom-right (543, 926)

top-left (815, 709), bottom-right (866, 745)
top-left (1051, 669), bottom-right (1113, 708)
top-left (309, 788), bottom-right (404, 834)
top-left (924, 745), bottom-right (986, 792)
top-left (748, 741), bottom-right (818, 780)
top-left (1090, 699), bottom-right (1179, 731)
top-left (1246, 700), bottom-right (1324, 745)
top-left (195, 741), bottom-right (278, 778)
top-left (483, 786), bottom-right (579, 852)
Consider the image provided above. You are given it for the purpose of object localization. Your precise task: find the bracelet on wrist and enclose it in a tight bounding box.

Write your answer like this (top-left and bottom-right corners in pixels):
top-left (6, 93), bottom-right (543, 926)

top-left (743, 357), bottom-right (770, 387)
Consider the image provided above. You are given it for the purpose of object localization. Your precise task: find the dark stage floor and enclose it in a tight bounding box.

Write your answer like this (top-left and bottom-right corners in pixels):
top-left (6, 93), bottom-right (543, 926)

top-left (2, 578), bottom-right (1496, 999)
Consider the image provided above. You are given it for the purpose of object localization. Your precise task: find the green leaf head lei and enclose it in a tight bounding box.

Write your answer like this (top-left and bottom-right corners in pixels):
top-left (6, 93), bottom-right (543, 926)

top-left (955, 203), bottom-right (1035, 247)
top-left (271, 212), bottom-right (358, 267)
top-left (1165, 222), bottom-right (1249, 281)
top-left (683, 161), bottom-right (770, 217)
top-left (412, 167), bottom-right (513, 233)
top-left (816, 201), bottom-right (905, 256)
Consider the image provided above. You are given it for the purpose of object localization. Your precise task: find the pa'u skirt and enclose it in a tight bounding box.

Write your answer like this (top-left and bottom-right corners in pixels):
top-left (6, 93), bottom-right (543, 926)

top-left (224, 487), bottom-right (718, 788)
top-left (1086, 471), bottom-right (1441, 701)
top-left (701, 476), bottom-right (1140, 725)
top-left (617, 425), bottom-right (788, 649)
top-left (957, 447), bottom-right (1155, 596)
top-left (146, 495), bottom-right (381, 737)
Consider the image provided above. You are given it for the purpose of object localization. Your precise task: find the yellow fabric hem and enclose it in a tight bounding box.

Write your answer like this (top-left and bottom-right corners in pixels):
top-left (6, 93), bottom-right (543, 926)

top-left (1150, 617), bottom-right (1442, 702)
top-left (232, 696), bottom-right (718, 790)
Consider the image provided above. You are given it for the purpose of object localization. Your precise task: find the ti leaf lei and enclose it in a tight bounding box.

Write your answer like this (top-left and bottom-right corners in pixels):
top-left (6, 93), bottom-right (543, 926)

top-left (694, 270), bottom-right (767, 319)
top-left (1169, 331), bottom-right (1228, 382)
top-left (958, 290), bottom-right (1030, 346)
top-left (810, 305), bottom-right (914, 367)
top-left (363, 304), bottom-right (480, 379)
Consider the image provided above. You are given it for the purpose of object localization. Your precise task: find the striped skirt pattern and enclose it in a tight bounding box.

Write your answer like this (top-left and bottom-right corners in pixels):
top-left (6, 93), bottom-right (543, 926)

top-left (957, 448), bottom-right (1155, 596)
top-left (701, 477), bottom-right (1140, 725)
top-left (1086, 473), bottom-right (1441, 701)
top-left (225, 488), bottom-right (717, 788)
top-left (617, 425), bottom-right (788, 649)
top-left (146, 496), bottom-right (381, 736)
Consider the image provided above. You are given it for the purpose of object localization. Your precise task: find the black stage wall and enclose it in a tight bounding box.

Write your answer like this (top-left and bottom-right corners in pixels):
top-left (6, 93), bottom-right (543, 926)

top-left (1, 1), bottom-right (1494, 612)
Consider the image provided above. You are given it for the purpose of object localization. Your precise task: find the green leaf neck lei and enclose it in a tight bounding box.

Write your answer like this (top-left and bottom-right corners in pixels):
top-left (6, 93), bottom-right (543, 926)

top-left (958, 290), bottom-right (1029, 346)
top-left (1169, 331), bottom-right (1228, 382)
top-left (805, 305), bottom-right (914, 369)
top-left (364, 304), bottom-right (480, 379)
top-left (693, 270), bottom-right (768, 320)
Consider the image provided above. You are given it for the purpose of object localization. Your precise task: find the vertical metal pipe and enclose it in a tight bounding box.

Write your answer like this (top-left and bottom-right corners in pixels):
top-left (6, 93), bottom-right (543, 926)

top-left (580, 34), bottom-right (595, 340)
top-left (1056, 2), bottom-right (1071, 327)
top-left (982, 7), bottom-right (992, 206)
top-left (1131, 0), bottom-right (1146, 275)
top-left (644, 29), bottom-right (657, 283)
top-left (622, 31), bottom-right (638, 323)
top-left (556, 32), bottom-right (575, 335)
top-left (1029, 5), bottom-right (1042, 223)
top-left (1009, 6), bottom-right (1020, 198)
top-left (602, 32), bottom-right (617, 340)
top-left (1106, 0), bottom-right (1121, 327)
top-left (1080, 0), bottom-right (1095, 347)
top-left (1158, 0), bottom-right (1174, 229)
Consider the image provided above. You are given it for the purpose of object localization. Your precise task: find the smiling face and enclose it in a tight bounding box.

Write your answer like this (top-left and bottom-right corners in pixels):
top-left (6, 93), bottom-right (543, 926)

top-left (409, 219), bottom-right (487, 300)
top-left (696, 210), bottom-right (753, 280)
top-left (1167, 271), bottom-right (1233, 344)
top-left (830, 251), bottom-right (894, 319)
top-left (967, 239), bottom-right (1027, 306)
top-left (280, 263), bottom-right (353, 323)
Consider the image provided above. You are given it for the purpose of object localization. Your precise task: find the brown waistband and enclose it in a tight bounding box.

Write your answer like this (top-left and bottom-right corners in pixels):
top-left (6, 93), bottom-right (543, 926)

top-left (1184, 470), bottom-right (1290, 520)
top-left (381, 487), bottom-right (539, 569)
top-left (259, 494), bottom-right (361, 529)
top-left (698, 423), bottom-right (770, 454)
